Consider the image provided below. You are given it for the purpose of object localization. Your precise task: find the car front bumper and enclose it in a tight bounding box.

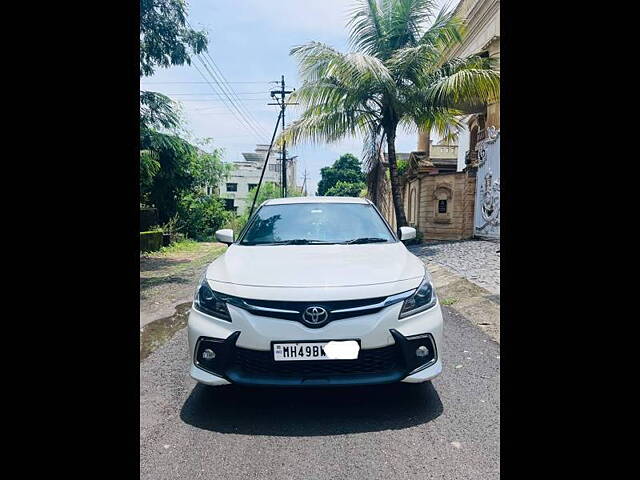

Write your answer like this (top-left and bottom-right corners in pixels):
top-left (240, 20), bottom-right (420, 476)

top-left (187, 298), bottom-right (443, 387)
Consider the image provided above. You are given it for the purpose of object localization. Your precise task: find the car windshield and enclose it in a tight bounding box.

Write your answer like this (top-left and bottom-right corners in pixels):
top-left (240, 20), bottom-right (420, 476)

top-left (239, 202), bottom-right (396, 245)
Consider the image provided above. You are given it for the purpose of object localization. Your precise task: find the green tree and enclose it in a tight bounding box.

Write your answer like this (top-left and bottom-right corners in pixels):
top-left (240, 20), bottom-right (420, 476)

top-left (177, 192), bottom-right (230, 241)
top-left (189, 139), bottom-right (233, 190)
top-left (140, 0), bottom-right (207, 130)
top-left (317, 153), bottom-right (365, 195)
top-left (245, 182), bottom-right (302, 214)
top-left (140, 0), bottom-right (208, 77)
top-left (138, 0), bottom-right (233, 241)
top-left (140, 129), bottom-right (231, 224)
top-left (228, 182), bottom-right (302, 234)
top-left (283, 0), bottom-right (499, 227)
top-left (325, 180), bottom-right (367, 197)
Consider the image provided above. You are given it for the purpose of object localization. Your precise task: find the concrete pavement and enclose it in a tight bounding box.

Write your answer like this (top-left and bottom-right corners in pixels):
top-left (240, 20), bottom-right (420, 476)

top-left (140, 307), bottom-right (500, 479)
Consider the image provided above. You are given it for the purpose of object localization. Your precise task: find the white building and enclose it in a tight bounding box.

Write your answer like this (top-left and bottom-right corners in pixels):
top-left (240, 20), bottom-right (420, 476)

top-left (219, 144), bottom-right (298, 215)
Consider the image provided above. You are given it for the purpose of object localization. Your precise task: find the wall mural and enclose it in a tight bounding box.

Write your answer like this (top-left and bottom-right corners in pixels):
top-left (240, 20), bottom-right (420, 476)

top-left (474, 131), bottom-right (500, 239)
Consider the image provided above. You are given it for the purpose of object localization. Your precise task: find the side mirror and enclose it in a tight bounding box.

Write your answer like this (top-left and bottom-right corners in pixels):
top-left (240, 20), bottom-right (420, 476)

top-left (215, 229), bottom-right (234, 245)
top-left (399, 226), bottom-right (416, 242)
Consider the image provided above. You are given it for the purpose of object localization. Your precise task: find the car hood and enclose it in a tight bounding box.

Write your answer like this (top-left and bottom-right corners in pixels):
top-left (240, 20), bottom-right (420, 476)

top-left (206, 242), bottom-right (425, 290)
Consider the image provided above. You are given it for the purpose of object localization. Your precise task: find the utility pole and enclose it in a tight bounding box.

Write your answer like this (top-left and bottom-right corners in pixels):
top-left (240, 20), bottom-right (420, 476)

top-left (301, 169), bottom-right (308, 196)
top-left (269, 75), bottom-right (297, 197)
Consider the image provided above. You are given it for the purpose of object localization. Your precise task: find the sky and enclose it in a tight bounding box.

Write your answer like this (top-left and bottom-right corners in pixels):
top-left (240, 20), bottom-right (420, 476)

top-left (141, 0), bottom-right (449, 194)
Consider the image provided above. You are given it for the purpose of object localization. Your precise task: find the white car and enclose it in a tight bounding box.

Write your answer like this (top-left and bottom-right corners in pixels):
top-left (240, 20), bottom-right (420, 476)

top-left (188, 196), bottom-right (443, 387)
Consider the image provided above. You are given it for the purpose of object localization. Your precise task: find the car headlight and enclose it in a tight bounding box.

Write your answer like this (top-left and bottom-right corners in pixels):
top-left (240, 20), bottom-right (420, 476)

top-left (193, 277), bottom-right (232, 322)
top-left (399, 276), bottom-right (437, 318)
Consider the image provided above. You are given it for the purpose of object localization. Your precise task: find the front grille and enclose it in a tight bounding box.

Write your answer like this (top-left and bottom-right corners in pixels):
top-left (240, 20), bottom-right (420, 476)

top-left (244, 296), bottom-right (387, 312)
top-left (221, 292), bottom-right (393, 326)
top-left (229, 344), bottom-right (403, 378)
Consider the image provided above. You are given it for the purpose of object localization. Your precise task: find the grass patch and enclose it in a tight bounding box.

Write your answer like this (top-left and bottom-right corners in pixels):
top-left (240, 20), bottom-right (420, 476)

top-left (140, 240), bottom-right (227, 282)
top-left (441, 297), bottom-right (458, 306)
top-left (150, 238), bottom-right (201, 256)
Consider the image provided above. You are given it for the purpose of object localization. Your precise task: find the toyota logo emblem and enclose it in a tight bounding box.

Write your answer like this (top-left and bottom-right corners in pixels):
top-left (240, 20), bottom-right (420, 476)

top-left (302, 306), bottom-right (329, 325)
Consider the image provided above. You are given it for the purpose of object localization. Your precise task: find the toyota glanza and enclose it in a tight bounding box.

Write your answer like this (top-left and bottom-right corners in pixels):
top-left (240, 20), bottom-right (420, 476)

top-left (188, 196), bottom-right (443, 387)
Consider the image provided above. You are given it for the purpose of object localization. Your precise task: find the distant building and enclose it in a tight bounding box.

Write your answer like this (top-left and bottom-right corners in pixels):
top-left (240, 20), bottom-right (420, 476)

top-left (218, 144), bottom-right (298, 215)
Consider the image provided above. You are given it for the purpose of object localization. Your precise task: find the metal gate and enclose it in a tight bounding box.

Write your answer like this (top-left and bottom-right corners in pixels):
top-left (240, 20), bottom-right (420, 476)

top-left (474, 130), bottom-right (500, 239)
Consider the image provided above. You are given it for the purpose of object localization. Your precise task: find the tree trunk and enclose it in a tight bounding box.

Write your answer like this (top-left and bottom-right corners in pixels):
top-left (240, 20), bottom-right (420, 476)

top-left (386, 127), bottom-right (408, 229)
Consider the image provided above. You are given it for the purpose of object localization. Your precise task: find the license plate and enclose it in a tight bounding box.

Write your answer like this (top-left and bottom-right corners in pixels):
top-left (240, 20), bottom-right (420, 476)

top-left (273, 341), bottom-right (359, 361)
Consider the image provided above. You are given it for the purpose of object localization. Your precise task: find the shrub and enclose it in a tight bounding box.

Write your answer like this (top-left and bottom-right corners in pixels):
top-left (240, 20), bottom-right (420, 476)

top-left (324, 180), bottom-right (366, 197)
top-left (397, 159), bottom-right (409, 177)
top-left (140, 230), bottom-right (163, 252)
top-left (223, 215), bottom-right (248, 237)
top-left (177, 191), bottom-right (231, 241)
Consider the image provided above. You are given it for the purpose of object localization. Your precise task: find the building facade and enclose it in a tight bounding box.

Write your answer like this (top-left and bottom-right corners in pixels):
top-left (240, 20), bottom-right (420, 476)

top-left (379, 148), bottom-right (476, 242)
top-left (377, 0), bottom-right (500, 240)
top-left (218, 144), bottom-right (298, 215)
top-left (442, 0), bottom-right (500, 239)
top-left (414, 0), bottom-right (501, 239)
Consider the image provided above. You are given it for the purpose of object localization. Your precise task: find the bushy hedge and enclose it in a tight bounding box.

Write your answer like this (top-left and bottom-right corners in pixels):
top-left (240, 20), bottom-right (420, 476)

top-left (140, 230), bottom-right (163, 252)
top-left (177, 192), bottom-right (231, 241)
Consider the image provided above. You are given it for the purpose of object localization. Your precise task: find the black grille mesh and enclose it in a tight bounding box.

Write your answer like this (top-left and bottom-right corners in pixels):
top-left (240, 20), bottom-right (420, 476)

top-left (229, 344), bottom-right (403, 377)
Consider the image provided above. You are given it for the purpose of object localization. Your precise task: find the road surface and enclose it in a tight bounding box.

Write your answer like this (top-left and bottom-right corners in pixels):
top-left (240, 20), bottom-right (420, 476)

top-left (140, 307), bottom-right (500, 479)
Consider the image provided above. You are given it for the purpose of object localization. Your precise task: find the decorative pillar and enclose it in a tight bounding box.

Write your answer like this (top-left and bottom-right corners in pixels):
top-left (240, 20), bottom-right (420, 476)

top-left (417, 130), bottom-right (430, 155)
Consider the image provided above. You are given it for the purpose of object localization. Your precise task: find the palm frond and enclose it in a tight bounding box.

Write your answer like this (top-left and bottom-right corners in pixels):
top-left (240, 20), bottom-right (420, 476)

top-left (403, 109), bottom-right (464, 143)
top-left (282, 105), bottom-right (375, 146)
top-left (424, 66), bottom-right (500, 111)
top-left (418, 4), bottom-right (464, 51)
top-left (347, 0), bottom-right (386, 55)
top-left (386, 43), bottom-right (441, 82)
top-left (386, 0), bottom-right (438, 50)
top-left (291, 41), bottom-right (393, 87)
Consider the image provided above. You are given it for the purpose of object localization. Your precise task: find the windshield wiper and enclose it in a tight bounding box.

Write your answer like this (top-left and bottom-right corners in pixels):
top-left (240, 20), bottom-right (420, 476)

top-left (277, 239), bottom-right (336, 245)
top-left (342, 237), bottom-right (389, 244)
top-left (243, 239), bottom-right (335, 245)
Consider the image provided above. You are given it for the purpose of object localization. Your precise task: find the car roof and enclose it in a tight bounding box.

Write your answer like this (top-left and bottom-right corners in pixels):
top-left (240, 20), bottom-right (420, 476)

top-left (263, 196), bottom-right (371, 205)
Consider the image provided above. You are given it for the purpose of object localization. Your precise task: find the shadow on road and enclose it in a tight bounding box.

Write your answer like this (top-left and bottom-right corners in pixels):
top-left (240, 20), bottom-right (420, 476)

top-left (140, 256), bottom-right (191, 273)
top-left (180, 381), bottom-right (443, 436)
top-left (140, 275), bottom-right (192, 292)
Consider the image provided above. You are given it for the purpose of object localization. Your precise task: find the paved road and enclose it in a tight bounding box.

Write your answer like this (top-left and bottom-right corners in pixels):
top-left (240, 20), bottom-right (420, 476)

top-left (140, 307), bottom-right (500, 479)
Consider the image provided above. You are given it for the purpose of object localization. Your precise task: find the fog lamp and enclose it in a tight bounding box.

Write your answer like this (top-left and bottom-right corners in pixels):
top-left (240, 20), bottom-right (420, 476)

top-left (416, 345), bottom-right (429, 357)
top-left (202, 349), bottom-right (216, 360)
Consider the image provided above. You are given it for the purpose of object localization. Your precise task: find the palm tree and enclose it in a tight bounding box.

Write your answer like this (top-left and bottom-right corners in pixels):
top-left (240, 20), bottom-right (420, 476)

top-left (283, 0), bottom-right (499, 228)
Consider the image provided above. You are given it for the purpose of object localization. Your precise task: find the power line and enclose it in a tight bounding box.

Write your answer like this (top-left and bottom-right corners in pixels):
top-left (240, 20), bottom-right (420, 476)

top-left (248, 109), bottom-right (284, 218)
top-left (196, 55), bottom-right (268, 140)
top-left (176, 98), bottom-right (274, 102)
top-left (146, 92), bottom-right (270, 96)
top-left (192, 60), bottom-right (265, 143)
top-left (186, 20), bottom-right (269, 140)
top-left (141, 81), bottom-right (278, 84)
top-left (196, 57), bottom-right (266, 139)
top-left (200, 51), bottom-right (269, 139)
